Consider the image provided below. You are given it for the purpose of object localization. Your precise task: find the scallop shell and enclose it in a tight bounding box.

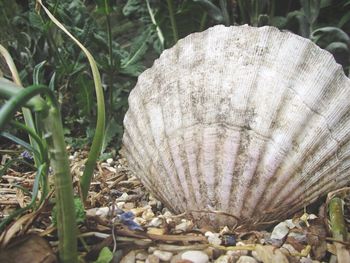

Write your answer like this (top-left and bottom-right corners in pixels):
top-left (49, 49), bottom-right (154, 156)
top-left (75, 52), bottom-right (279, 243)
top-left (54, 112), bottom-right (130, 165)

top-left (122, 25), bottom-right (350, 229)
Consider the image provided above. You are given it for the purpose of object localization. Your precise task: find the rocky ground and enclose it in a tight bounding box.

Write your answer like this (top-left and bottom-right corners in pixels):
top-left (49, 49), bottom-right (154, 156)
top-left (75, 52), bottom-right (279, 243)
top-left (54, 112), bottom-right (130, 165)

top-left (0, 148), bottom-right (349, 263)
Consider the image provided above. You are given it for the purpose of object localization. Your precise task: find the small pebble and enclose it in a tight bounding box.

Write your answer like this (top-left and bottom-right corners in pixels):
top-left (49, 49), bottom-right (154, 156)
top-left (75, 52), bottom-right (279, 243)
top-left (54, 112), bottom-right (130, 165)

top-left (153, 250), bottom-right (173, 261)
top-left (175, 220), bottom-right (194, 232)
top-left (236, 256), bottom-right (258, 263)
top-left (251, 250), bottom-right (259, 261)
top-left (134, 217), bottom-right (147, 226)
top-left (205, 231), bottom-right (221, 246)
top-left (120, 250), bottom-right (136, 263)
top-left (106, 158), bottom-right (114, 165)
top-left (146, 254), bottom-right (160, 263)
top-left (148, 217), bottom-right (163, 227)
top-left (117, 202), bottom-right (126, 209)
top-left (181, 250), bottom-right (209, 263)
top-left (281, 243), bottom-right (299, 255)
top-left (214, 255), bottom-right (230, 263)
top-left (116, 192), bottom-right (129, 202)
top-left (147, 227), bottom-right (166, 235)
top-left (123, 202), bottom-right (135, 209)
top-left (142, 209), bottom-right (155, 220)
top-left (148, 247), bottom-right (157, 254)
top-left (299, 258), bottom-right (313, 263)
top-left (170, 254), bottom-right (182, 263)
top-left (226, 241), bottom-right (248, 259)
top-left (136, 252), bottom-right (148, 260)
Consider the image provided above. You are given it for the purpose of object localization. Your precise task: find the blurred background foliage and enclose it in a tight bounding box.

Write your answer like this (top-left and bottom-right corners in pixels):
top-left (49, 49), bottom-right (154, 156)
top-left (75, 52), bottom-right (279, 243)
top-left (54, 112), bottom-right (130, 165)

top-left (0, 0), bottom-right (349, 153)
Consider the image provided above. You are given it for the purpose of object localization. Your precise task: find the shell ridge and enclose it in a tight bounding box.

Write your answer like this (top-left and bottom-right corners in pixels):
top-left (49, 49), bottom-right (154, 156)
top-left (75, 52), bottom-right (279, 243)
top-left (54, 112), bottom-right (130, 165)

top-left (253, 61), bottom-right (349, 215)
top-left (123, 129), bottom-right (172, 207)
top-left (230, 26), bottom-right (283, 218)
top-left (124, 112), bottom-right (183, 210)
top-left (128, 100), bottom-right (186, 212)
top-left (123, 24), bottom-right (350, 229)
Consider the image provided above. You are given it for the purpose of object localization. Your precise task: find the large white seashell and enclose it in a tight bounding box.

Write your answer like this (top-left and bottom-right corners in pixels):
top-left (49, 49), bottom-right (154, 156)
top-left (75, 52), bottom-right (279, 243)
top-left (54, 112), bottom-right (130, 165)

top-left (122, 25), bottom-right (350, 229)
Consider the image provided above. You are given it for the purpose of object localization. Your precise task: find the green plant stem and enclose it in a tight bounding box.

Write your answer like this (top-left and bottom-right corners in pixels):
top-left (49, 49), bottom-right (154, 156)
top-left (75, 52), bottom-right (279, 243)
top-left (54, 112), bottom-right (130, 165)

top-left (0, 84), bottom-right (48, 129)
top-left (40, 106), bottom-right (77, 263)
top-left (329, 197), bottom-right (347, 241)
top-left (166, 0), bottom-right (179, 43)
top-left (10, 120), bottom-right (49, 197)
top-left (199, 12), bottom-right (208, 31)
top-left (329, 197), bottom-right (350, 263)
top-left (237, 0), bottom-right (248, 24)
top-left (146, 0), bottom-right (164, 50)
top-left (269, 0), bottom-right (276, 18)
top-left (219, 0), bottom-right (230, 25)
top-left (106, 12), bottom-right (114, 117)
top-left (0, 45), bottom-right (41, 166)
top-left (37, 0), bottom-right (106, 203)
top-left (10, 121), bottom-right (47, 162)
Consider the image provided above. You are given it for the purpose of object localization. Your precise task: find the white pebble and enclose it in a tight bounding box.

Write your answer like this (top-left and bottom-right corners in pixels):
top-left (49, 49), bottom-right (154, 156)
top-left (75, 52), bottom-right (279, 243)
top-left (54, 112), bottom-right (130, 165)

top-left (146, 254), bottom-right (159, 263)
top-left (148, 247), bottom-right (157, 253)
top-left (117, 202), bottom-right (125, 209)
top-left (136, 252), bottom-right (148, 260)
top-left (236, 256), bottom-right (258, 263)
top-left (106, 158), bottom-right (114, 165)
top-left (148, 217), bottom-right (163, 227)
top-left (120, 250), bottom-right (136, 263)
top-left (181, 250), bottom-right (209, 263)
top-left (153, 250), bottom-right (173, 261)
top-left (214, 255), bottom-right (230, 263)
top-left (175, 220), bottom-right (193, 232)
top-left (205, 231), bottom-right (221, 246)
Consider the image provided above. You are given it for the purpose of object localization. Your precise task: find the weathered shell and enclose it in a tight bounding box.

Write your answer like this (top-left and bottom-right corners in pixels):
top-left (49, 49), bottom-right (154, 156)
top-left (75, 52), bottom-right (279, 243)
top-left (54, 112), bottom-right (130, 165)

top-left (122, 25), bottom-right (350, 229)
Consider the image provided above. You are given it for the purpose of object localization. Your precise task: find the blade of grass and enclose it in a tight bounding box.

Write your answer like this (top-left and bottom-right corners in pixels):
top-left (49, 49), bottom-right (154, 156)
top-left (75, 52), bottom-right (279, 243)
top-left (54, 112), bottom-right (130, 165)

top-left (36, 0), bottom-right (106, 202)
top-left (166, 0), bottom-right (179, 43)
top-left (0, 132), bottom-right (41, 162)
top-left (0, 45), bottom-right (41, 166)
top-left (0, 158), bottom-right (36, 178)
top-left (0, 84), bottom-right (49, 129)
top-left (146, 0), bottom-right (165, 50)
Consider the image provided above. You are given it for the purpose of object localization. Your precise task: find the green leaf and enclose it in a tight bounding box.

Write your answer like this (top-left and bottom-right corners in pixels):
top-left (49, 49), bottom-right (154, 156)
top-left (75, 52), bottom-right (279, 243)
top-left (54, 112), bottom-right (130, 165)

top-left (300, 0), bottom-right (321, 25)
top-left (320, 0), bottom-right (332, 8)
top-left (325, 42), bottom-right (349, 54)
top-left (93, 247), bottom-right (113, 263)
top-left (0, 132), bottom-right (41, 161)
top-left (123, 0), bottom-right (144, 16)
top-left (311, 27), bottom-right (350, 48)
top-left (101, 118), bottom-right (122, 153)
top-left (52, 197), bottom-right (86, 226)
top-left (193, 0), bottom-right (224, 23)
top-left (338, 11), bottom-right (350, 28)
top-left (121, 27), bottom-right (152, 68)
top-left (270, 16), bottom-right (288, 28)
top-left (120, 63), bottom-right (145, 77)
top-left (285, 10), bottom-right (309, 37)
top-left (33, 61), bottom-right (46, 85)
top-left (28, 11), bottom-right (46, 32)
top-left (0, 158), bottom-right (35, 178)
top-left (95, 0), bottom-right (113, 15)
top-left (74, 74), bottom-right (94, 117)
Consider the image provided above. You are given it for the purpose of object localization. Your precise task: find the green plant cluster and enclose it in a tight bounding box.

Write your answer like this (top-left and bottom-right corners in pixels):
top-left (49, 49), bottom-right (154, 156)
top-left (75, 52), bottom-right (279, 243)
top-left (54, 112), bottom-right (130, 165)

top-left (1, 0), bottom-right (349, 150)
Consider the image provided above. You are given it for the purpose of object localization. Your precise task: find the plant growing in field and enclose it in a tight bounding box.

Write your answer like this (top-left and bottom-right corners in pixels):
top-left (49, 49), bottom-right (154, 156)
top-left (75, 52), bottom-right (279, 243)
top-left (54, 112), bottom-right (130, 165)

top-left (0, 0), bottom-right (107, 261)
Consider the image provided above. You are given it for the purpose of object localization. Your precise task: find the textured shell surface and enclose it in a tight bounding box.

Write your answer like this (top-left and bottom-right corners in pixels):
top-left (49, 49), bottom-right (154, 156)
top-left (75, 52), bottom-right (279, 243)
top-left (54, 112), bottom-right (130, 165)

top-left (122, 25), bottom-right (350, 229)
